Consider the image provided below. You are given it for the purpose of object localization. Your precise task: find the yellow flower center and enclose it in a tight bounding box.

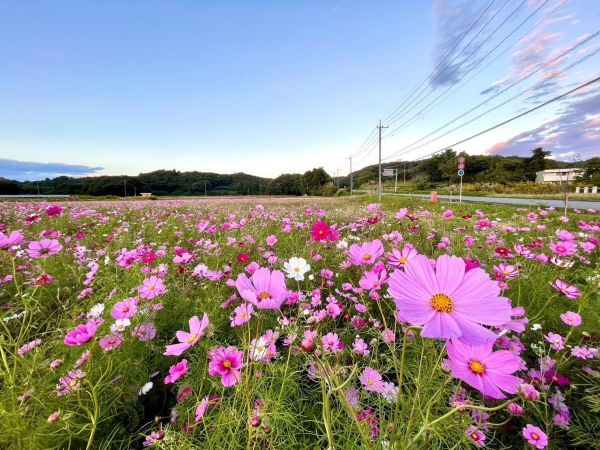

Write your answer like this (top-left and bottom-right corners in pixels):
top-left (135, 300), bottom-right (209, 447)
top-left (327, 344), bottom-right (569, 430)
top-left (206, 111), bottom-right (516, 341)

top-left (471, 433), bottom-right (479, 440)
top-left (399, 256), bottom-right (407, 264)
top-left (187, 333), bottom-right (198, 344)
top-left (362, 253), bottom-right (372, 261)
top-left (69, 379), bottom-right (78, 387)
top-left (469, 360), bottom-right (486, 374)
top-left (430, 293), bottom-right (454, 313)
top-left (258, 291), bottom-right (270, 300)
top-left (531, 433), bottom-right (539, 440)
top-left (222, 360), bottom-right (232, 369)
top-left (294, 267), bottom-right (300, 272)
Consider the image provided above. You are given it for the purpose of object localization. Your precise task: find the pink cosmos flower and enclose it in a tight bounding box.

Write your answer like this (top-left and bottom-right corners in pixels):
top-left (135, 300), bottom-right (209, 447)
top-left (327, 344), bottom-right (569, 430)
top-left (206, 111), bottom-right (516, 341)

top-left (560, 311), bottom-right (581, 327)
top-left (230, 303), bottom-right (254, 327)
top-left (0, 230), bottom-right (24, 249)
top-left (137, 276), bottom-right (167, 299)
top-left (493, 264), bottom-right (519, 280)
top-left (545, 332), bottom-right (564, 350)
top-left (446, 339), bottom-right (522, 399)
top-left (195, 396), bottom-right (210, 422)
top-left (64, 320), bottom-right (98, 346)
top-left (27, 239), bottom-right (63, 258)
top-left (522, 424), bottom-right (548, 449)
top-left (359, 367), bottom-right (383, 392)
top-left (352, 338), bottom-right (370, 356)
top-left (359, 268), bottom-right (388, 291)
top-left (549, 240), bottom-right (577, 256)
top-left (550, 279), bottom-right (580, 299)
top-left (164, 313), bottom-right (210, 356)
top-left (99, 334), bottom-right (123, 351)
top-left (18, 339), bottom-right (42, 356)
top-left (235, 267), bottom-right (288, 309)
top-left (208, 346), bottom-right (245, 387)
top-left (322, 332), bottom-right (344, 353)
top-left (386, 243), bottom-right (418, 268)
top-left (465, 426), bottom-right (486, 447)
top-left (348, 239), bottom-right (384, 266)
top-left (164, 359), bottom-right (189, 384)
top-left (111, 297), bottom-right (138, 319)
top-left (132, 323), bottom-right (157, 341)
top-left (388, 254), bottom-right (512, 345)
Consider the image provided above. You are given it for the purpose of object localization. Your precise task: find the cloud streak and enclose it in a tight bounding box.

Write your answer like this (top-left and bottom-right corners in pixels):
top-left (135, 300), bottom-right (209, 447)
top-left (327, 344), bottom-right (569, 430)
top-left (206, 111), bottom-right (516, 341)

top-left (485, 90), bottom-right (600, 159)
top-left (0, 159), bottom-right (104, 181)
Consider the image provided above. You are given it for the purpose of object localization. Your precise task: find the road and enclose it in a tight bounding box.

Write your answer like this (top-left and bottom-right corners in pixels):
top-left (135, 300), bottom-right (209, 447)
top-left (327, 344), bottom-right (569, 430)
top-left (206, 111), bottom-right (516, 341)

top-left (384, 193), bottom-right (600, 210)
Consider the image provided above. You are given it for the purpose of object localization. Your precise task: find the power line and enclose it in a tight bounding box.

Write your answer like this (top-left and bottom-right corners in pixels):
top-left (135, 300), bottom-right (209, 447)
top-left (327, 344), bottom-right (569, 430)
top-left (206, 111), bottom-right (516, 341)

top-left (382, 30), bottom-right (600, 161)
top-left (380, 0), bottom-right (499, 125)
top-left (411, 75), bottom-right (600, 162)
top-left (383, 0), bottom-right (567, 142)
top-left (384, 0), bottom-right (516, 127)
top-left (384, 0), bottom-right (532, 132)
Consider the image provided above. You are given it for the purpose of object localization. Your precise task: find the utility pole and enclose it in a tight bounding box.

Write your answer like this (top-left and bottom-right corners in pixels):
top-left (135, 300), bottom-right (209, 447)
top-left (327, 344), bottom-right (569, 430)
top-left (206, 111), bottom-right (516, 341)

top-left (123, 180), bottom-right (127, 197)
top-left (394, 168), bottom-right (398, 193)
top-left (346, 156), bottom-right (353, 196)
top-left (403, 162), bottom-right (406, 184)
top-left (377, 120), bottom-right (388, 202)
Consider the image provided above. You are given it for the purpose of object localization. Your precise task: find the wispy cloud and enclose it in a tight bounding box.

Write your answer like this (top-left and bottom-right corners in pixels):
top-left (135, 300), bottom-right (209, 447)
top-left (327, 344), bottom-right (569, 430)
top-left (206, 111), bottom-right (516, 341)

top-left (429, 0), bottom-right (496, 88)
top-left (485, 90), bottom-right (600, 159)
top-left (0, 159), bottom-right (104, 182)
top-left (477, 1), bottom-right (592, 104)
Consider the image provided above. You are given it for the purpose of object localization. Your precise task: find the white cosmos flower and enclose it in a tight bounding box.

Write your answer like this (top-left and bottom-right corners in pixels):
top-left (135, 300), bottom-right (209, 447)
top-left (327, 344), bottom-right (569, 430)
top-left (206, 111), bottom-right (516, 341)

top-left (139, 381), bottom-right (153, 395)
top-left (283, 257), bottom-right (311, 281)
top-left (110, 318), bottom-right (131, 333)
top-left (250, 337), bottom-right (268, 361)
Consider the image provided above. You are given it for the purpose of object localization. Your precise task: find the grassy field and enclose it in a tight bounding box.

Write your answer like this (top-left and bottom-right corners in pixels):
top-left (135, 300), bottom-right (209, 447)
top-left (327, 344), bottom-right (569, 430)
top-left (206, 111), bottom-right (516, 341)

top-left (0, 196), bottom-right (598, 449)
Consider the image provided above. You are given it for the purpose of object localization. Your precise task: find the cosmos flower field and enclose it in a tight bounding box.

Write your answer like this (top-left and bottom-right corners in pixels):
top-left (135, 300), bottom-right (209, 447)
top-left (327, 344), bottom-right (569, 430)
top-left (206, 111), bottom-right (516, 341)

top-left (0, 197), bottom-right (598, 449)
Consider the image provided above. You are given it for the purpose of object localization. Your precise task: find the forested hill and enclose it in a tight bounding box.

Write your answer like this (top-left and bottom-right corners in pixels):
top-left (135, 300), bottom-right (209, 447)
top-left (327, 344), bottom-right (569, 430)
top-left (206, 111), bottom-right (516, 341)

top-left (0, 167), bottom-right (334, 197)
top-left (0, 170), bottom-right (271, 196)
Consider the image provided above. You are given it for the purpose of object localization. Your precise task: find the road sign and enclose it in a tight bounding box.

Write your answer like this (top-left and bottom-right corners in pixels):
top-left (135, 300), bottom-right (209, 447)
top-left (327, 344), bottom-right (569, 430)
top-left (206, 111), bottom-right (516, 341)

top-left (458, 169), bottom-right (465, 176)
top-left (382, 169), bottom-right (395, 177)
top-left (457, 162), bottom-right (465, 170)
top-left (457, 156), bottom-right (466, 163)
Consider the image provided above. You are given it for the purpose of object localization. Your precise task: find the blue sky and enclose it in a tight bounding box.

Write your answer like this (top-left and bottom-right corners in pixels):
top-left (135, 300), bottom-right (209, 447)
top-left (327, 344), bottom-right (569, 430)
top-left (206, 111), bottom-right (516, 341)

top-left (1, 0), bottom-right (599, 181)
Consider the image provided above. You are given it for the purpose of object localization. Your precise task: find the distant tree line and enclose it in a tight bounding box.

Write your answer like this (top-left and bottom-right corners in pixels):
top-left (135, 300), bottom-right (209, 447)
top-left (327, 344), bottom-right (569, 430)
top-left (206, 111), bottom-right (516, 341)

top-left (0, 168), bottom-right (333, 197)
top-left (339, 149), bottom-right (598, 188)
top-left (0, 170), bottom-right (271, 197)
top-left (1, 152), bottom-right (597, 197)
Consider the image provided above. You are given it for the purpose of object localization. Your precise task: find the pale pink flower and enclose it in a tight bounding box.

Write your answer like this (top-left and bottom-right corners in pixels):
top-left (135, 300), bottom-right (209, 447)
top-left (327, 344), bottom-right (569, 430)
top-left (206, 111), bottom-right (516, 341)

top-left (164, 314), bottom-right (210, 356)
top-left (27, 239), bottom-right (62, 258)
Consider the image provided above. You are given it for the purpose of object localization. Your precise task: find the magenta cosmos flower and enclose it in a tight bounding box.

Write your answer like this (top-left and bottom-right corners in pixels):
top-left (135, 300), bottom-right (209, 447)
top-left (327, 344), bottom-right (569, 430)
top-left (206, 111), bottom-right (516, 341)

top-left (235, 267), bottom-right (288, 309)
top-left (164, 359), bottom-right (189, 384)
top-left (27, 239), bottom-right (63, 258)
top-left (208, 346), bottom-right (245, 387)
top-left (522, 424), bottom-right (548, 449)
top-left (446, 339), bottom-right (521, 399)
top-left (163, 314), bottom-right (209, 356)
top-left (348, 239), bottom-right (384, 266)
top-left (388, 254), bottom-right (512, 344)
top-left (64, 320), bottom-right (98, 346)
top-left (311, 221), bottom-right (333, 242)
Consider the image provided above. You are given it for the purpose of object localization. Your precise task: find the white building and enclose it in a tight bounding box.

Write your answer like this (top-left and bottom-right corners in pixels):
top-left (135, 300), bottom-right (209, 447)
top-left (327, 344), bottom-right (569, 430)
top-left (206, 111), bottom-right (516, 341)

top-left (535, 168), bottom-right (584, 183)
top-left (140, 192), bottom-right (153, 197)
